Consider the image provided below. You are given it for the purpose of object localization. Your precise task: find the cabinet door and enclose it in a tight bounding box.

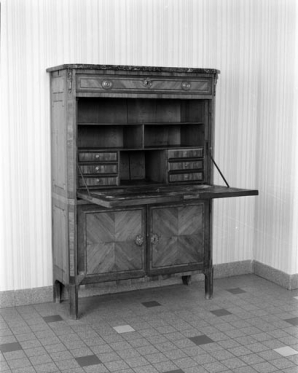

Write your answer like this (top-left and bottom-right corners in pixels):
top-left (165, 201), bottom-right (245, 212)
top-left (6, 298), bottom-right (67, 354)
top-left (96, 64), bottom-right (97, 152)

top-left (149, 203), bottom-right (206, 273)
top-left (82, 208), bottom-right (145, 276)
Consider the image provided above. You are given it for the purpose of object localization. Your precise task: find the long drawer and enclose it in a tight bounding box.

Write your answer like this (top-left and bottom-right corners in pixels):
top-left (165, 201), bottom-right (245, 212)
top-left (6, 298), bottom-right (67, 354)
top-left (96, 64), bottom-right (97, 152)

top-left (77, 75), bottom-right (213, 95)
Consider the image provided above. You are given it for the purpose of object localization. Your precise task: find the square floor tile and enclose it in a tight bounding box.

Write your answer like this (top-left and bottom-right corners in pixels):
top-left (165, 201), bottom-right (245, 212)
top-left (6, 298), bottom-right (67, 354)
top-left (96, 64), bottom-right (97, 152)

top-left (0, 341), bottom-right (23, 353)
top-left (113, 325), bottom-right (135, 334)
top-left (274, 346), bottom-right (298, 357)
top-left (284, 317), bottom-right (298, 326)
top-left (210, 309), bottom-right (232, 317)
top-left (43, 315), bottom-right (63, 323)
top-left (75, 354), bottom-right (101, 367)
top-left (226, 288), bottom-right (246, 294)
top-left (189, 335), bottom-right (214, 346)
top-left (142, 301), bottom-right (161, 308)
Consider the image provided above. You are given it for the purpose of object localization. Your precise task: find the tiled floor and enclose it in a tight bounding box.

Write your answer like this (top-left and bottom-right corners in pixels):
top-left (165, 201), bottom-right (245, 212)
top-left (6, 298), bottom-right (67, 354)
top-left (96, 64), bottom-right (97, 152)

top-left (1, 274), bottom-right (298, 373)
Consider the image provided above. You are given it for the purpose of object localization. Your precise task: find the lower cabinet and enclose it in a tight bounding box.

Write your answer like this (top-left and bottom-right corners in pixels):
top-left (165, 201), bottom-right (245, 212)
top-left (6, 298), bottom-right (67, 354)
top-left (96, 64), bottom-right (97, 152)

top-left (78, 201), bottom-right (209, 279)
top-left (70, 201), bottom-right (212, 318)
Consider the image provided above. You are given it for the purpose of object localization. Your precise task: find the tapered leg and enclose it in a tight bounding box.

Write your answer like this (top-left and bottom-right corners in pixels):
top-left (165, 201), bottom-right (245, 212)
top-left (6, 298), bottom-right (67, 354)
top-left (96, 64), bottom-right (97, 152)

top-left (53, 280), bottom-right (62, 303)
top-left (69, 284), bottom-right (79, 319)
top-left (204, 267), bottom-right (214, 299)
top-left (182, 275), bottom-right (191, 285)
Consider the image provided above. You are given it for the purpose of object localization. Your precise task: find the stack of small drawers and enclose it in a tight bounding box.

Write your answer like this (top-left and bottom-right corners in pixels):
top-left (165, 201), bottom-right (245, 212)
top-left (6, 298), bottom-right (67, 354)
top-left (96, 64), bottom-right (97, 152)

top-left (167, 148), bottom-right (204, 183)
top-left (78, 150), bottom-right (119, 187)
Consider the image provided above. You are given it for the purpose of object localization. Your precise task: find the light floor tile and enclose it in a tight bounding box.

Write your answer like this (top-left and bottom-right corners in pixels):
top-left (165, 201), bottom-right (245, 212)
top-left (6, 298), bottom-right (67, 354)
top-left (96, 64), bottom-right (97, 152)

top-left (274, 346), bottom-right (298, 357)
top-left (113, 325), bottom-right (135, 334)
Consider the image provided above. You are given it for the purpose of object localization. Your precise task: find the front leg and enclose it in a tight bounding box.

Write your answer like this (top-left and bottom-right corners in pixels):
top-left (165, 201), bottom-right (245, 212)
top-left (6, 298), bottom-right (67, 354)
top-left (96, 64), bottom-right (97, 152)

top-left (69, 284), bottom-right (79, 319)
top-left (204, 267), bottom-right (214, 299)
top-left (53, 280), bottom-right (62, 303)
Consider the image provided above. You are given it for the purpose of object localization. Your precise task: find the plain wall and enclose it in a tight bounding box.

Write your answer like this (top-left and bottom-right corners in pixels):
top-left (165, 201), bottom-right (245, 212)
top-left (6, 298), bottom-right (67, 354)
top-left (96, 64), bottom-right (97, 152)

top-left (0, 0), bottom-right (297, 291)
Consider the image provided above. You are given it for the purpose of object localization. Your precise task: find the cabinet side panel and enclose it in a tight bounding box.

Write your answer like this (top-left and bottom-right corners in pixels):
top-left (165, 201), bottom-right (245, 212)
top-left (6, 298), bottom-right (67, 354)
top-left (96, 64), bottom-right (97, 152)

top-left (51, 75), bottom-right (67, 195)
top-left (52, 200), bottom-right (69, 284)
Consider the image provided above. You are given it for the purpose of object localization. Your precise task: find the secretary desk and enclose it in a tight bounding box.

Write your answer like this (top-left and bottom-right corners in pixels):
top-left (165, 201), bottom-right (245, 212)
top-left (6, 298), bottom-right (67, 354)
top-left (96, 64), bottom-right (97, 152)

top-left (47, 64), bottom-right (258, 319)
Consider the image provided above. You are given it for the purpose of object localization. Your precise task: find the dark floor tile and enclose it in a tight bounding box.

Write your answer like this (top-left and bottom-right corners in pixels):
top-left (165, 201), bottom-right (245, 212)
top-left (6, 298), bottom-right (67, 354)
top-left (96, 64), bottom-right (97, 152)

top-left (43, 315), bottom-right (63, 323)
top-left (226, 288), bottom-right (246, 294)
top-left (142, 301), bottom-right (161, 308)
top-left (189, 335), bottom-right (214, 346)
top-left (0, 341), bottom-right (23, 353)
top-left (75, 354), bottom-right (101, 367)
top-left (210, 309), bottom-right (232, 317)
top-left (284, 317), bottom-right (298, 326)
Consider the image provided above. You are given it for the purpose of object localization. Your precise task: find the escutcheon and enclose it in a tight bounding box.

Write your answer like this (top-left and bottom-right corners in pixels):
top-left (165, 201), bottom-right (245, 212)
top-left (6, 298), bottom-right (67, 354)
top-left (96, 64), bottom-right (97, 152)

top-left (135, 235), bottom-right (144, 246)
top-left (143, 78), bottom-right (153, 88)
top-left (102, 80), bottom-right (113, 90)
top-left (150, 233), bottom-right (160, 245)
top-left (181, 81), bottom-right (191, 91)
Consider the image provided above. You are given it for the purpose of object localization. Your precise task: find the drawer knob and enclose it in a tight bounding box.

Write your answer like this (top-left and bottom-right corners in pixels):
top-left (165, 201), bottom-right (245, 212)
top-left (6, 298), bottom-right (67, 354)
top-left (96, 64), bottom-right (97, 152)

top-left (102, 80), bottom-right (113, 90)
top-left (143, 78), bottom-right (153, 88)
top-left (95, 154), bottom-right (100, 159)
top-left (135, 235), bottom-right (144, 246)
top-left (182, 81), bottom-right (191, 91)
top-left (150, 233), bottom-right (160, 245)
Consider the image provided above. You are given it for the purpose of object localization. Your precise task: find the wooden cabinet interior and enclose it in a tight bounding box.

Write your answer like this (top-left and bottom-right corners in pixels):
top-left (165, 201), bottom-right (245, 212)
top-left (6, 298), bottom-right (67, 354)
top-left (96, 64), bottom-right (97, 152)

top-left (48, 64), bottom-right (258, 318)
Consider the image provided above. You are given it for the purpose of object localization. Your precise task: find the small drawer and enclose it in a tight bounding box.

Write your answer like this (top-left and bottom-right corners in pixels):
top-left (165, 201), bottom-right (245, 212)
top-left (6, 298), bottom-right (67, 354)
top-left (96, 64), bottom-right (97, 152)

top-left (169, 160), bottom-right (203, 171)
top-left (169, 172), bottom-right (203, 183)
top-left (78, 152), bottom-right (118, 162)
top-left (79, 164), bottom-right (118, 174)
top-left (78, 176), bottom-right (118, 187)
top-left (168, 148), bottom-right (204, 159)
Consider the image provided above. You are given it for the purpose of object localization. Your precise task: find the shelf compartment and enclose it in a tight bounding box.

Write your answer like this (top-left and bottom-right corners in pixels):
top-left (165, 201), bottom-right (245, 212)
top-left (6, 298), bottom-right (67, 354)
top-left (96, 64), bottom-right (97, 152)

top-left (120, 150), bottom-right (167, 185)
top-left (144, 124), bottom-right (204, 148)
top-left (77, 98), bottom-right (207, 124)
top-left (78, 125), bottom-right (143, 149)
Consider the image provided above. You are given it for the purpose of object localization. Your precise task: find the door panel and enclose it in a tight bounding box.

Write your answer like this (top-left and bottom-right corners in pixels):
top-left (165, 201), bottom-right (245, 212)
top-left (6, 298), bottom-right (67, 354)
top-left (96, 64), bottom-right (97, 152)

top-left (150, 204), bottom-right (204, 270)
top-left (85, 209), bottom-right (144, 275)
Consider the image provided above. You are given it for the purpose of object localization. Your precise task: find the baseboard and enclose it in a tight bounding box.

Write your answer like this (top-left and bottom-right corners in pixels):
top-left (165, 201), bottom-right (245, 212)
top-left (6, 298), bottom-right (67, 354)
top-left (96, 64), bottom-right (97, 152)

top-left (0, 286), bottom-right (53, 309)
top-left (253, 260), bottom-right (298, 290)
top-left (0, 260), bottom-right (297, 308)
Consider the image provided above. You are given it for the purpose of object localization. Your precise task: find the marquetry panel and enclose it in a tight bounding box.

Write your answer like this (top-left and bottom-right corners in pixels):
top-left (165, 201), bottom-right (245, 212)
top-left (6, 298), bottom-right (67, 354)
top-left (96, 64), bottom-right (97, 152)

top-left (150, 204), bottom-right (204, 269)
top-left (86, 209), bottom-right (144, 274)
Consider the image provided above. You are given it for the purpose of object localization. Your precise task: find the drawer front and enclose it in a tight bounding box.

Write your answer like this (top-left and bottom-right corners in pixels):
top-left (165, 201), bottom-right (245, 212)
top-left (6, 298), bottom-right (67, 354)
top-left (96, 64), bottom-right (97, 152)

top-left (78, 176), bottom-right (118, 187)
top-left (169, 160), bottom-right (203, 171)
top-left (80, 164), bottom-right (118, 175)
top-left (168, 148), bottom-right (204, 159)
top-left (169, 172), bottom-right (203, 183)
top-left (78, 152), bottom-right (118, 162)
top-left (77, 75), bottom-right (212, 95)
